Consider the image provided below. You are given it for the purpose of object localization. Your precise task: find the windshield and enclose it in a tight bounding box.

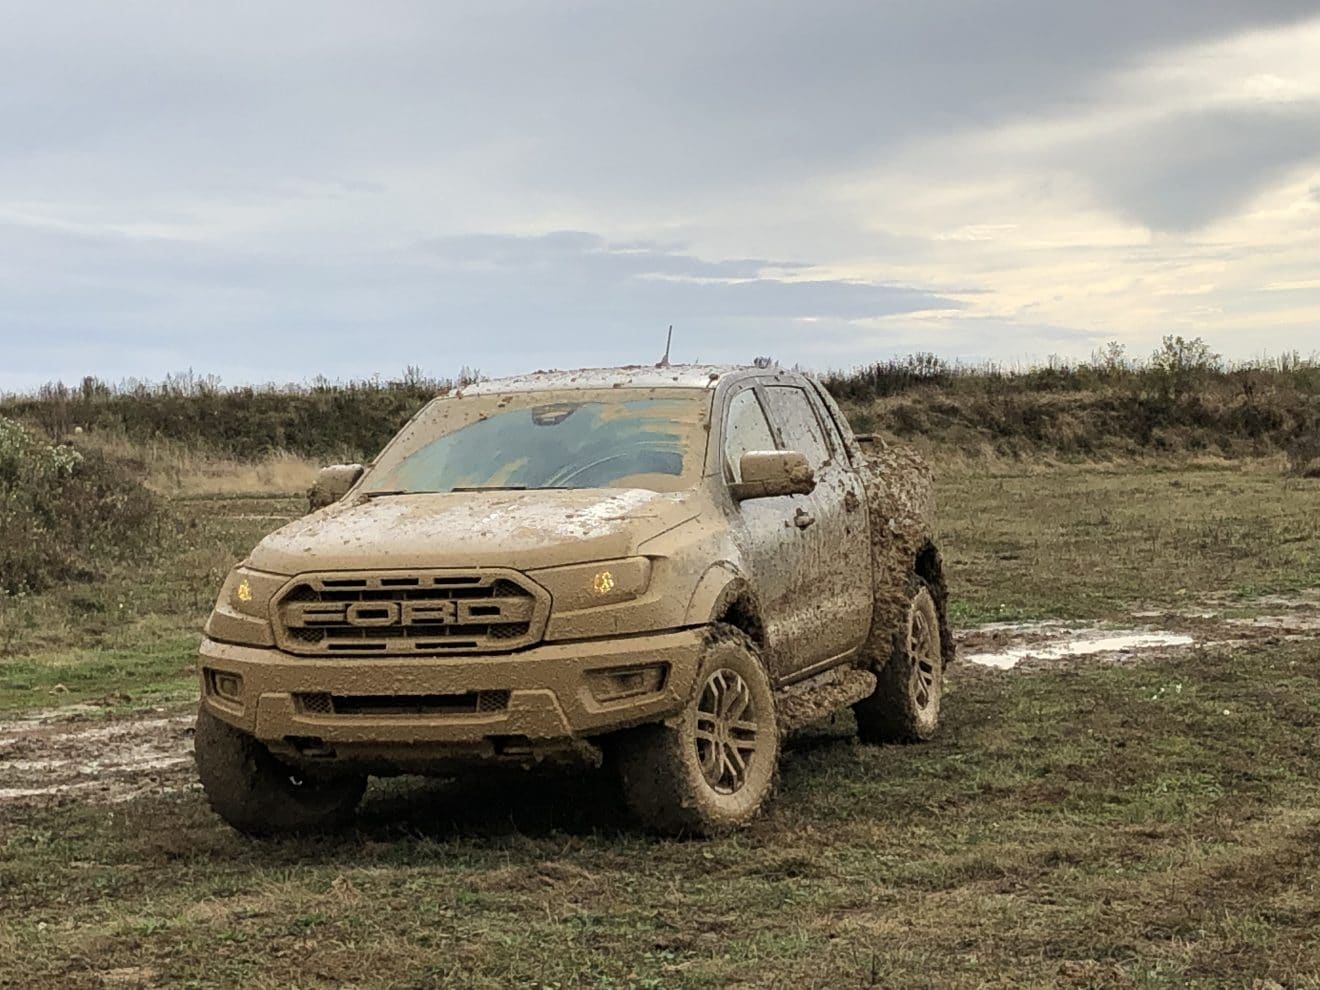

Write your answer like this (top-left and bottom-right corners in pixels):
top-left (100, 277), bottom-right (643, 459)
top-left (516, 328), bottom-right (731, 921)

top-left (361, 388), bottom-right (711, 494)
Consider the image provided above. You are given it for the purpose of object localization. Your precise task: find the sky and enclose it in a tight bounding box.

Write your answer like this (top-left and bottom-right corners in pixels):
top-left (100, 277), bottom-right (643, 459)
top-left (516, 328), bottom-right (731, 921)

top-left (2, 0), bottom-right (1320, 392)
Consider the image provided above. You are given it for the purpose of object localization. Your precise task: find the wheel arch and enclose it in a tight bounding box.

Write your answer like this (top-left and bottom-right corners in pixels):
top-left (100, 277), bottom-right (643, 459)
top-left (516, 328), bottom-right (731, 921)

top-left (685, 563), bottom-right (767, 651)
top-left (913, 541), bottom-right (954, 666)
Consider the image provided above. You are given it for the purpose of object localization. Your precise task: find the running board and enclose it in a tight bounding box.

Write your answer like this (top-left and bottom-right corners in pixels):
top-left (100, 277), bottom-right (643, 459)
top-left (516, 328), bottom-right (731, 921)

top-left (776, 667), bottom-right (877, 734)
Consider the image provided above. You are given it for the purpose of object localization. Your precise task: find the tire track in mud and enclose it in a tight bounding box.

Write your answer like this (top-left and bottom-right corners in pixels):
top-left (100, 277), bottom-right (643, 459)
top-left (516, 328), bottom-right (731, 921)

top-left (2, 592), bottom-right (1316, 809)
top-left (0, 710), bottom-right (196, 808)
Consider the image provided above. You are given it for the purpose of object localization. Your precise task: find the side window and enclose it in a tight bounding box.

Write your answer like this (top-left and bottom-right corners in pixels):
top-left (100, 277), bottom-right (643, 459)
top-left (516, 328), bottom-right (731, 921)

top-left (762, 386), bottom-right (832, 471)
top-left (805, 380), bottom-right (849, 461)
top-left (723, 389), bottom-right (777, 482)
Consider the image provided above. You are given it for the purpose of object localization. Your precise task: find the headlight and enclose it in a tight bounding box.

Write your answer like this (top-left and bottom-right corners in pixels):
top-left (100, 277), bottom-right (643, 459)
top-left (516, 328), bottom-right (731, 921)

top-left (205, 566), bottom-right (288, 647)
top-left (217, 566), bottom-right (288, 619)
top-left (529, 557), bottom-right (653, 613)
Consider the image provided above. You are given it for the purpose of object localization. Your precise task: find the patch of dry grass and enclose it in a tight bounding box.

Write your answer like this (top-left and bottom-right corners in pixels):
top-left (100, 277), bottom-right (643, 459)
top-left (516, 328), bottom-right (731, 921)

top-left (74, 431), bottom-right (321, 496)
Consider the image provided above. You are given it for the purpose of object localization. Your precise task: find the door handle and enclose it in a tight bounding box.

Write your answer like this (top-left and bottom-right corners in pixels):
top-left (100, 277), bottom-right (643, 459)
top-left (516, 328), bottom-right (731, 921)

top-left (793, 509), bottom-right (816, 530)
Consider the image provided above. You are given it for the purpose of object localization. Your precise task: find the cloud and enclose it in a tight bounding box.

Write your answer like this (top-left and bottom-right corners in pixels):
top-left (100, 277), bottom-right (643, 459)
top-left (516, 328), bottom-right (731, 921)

top-left (1, 1), bottom-right (1318, 389)
top-left (0, 222), bottom-right (959, 390)
top-left (417, 231), bottom-right (811, 280)
top-left (1070, 106), bottom-right (1320, 231)
top-left (2, 2), bottom-right (1314, 212)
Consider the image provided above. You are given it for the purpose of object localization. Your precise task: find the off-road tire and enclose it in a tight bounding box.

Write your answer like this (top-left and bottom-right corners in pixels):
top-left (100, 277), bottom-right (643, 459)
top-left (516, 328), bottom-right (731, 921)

top-left (853, 576), bottom-right (944, 744)
top-left (613, 625), bottom-right (779, 836)
top-left (194, 707), bottom-right (366, 836)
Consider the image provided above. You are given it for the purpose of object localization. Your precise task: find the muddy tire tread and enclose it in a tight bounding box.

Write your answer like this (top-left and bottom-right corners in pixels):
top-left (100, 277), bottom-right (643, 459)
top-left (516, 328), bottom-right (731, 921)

top-left (613, 624), bottom-right (779, 836)
top-left (854, 575), bottom-right (944, 745)
top-left (194, 707), bottom-right (366, 836)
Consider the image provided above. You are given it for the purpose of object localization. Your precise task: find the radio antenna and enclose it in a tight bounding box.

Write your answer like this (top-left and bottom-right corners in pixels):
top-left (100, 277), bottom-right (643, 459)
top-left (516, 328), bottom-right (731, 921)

top-left (655, 325), bottom-right (673, 368)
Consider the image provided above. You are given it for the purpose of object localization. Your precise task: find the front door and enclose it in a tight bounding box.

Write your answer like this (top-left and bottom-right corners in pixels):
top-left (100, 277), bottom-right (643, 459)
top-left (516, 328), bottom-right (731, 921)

top-left (721, 383), bottom-right (849, 681)
top-left (759, 383), bottom-right (872, 668)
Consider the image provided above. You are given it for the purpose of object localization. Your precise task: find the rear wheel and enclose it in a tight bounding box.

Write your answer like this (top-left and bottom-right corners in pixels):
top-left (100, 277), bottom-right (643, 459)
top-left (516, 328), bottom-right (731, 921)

top-left (613, 625), bottom-right (779, 835)
top-left (194, 707), bottom-right (366, 836)
top-left (854, 576), bottom-right (944, 743)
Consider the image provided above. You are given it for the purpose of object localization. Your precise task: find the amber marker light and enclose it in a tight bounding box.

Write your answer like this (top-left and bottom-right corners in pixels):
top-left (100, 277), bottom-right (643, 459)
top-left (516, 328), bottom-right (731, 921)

top-left (530, 558), bottom-right (650, 612)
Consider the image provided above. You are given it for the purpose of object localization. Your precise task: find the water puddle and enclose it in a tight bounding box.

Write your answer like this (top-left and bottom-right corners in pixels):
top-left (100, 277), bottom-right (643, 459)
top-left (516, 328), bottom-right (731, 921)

top-left (962, 627), bottom-right (1195, 670)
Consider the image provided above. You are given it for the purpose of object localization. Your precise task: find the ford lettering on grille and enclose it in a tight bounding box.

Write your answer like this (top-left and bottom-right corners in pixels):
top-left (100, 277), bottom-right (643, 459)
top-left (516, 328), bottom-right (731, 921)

top-left (273, 570), bottom-right (549, 656)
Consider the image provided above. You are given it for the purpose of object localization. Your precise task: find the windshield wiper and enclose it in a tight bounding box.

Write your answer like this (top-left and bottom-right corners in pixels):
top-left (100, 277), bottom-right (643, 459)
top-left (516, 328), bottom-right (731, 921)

top-left (449, 485), bottom-right (571, 492)
top-left (362, 486), bottom-right (571, 498)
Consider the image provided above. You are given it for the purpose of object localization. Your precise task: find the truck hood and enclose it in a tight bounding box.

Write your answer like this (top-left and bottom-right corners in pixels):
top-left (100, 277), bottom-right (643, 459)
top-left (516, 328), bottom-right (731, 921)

top-left (248, 487), bottom-right (702, 574)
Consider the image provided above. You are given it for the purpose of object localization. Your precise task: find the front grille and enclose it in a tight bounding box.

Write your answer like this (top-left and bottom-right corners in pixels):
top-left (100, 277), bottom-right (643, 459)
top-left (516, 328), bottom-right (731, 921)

top-left (272, 570), bottom-right (549, 656)
top-left (295, 691), bottom-right (511, 715)
top-left (300, 692), bottom-right (334, 714)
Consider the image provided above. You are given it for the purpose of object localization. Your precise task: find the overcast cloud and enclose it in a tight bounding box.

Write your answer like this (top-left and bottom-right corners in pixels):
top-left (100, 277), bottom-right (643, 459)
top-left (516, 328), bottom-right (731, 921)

top-left (1, 0), bottom-right (1318, 390)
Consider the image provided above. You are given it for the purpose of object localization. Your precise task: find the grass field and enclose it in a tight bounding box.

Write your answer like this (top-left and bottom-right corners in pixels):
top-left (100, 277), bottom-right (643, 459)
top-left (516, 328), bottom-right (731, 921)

top-left (2, 462), bottom-right (1318, 988)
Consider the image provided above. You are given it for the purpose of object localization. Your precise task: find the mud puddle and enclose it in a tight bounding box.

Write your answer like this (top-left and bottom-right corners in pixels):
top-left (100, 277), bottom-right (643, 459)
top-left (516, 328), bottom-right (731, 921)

top-left (0, 709), bottom-right (195, 807)
top-left (960, 625), bottom-right (1194, 670)
top-left (961, 590), bottom-right (1320, 670)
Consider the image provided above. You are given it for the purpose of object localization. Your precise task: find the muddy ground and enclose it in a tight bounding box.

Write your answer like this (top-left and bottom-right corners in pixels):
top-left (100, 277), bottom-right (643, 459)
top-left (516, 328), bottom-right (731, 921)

top-left (5, 590), bottom-right (1315, 813)
top-left (0, 711), bottom-right (195, 806)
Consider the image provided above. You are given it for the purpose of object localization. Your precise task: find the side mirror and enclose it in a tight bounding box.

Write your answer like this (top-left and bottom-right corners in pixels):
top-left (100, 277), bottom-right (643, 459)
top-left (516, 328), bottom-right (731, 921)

top-left (729, 450), bottom-right (816, 501)
top-left (307, 463), bottom-right (365, 511)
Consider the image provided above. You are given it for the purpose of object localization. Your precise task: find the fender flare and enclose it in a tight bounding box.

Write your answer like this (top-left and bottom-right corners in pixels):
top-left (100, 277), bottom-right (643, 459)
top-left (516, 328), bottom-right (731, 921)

top-left (684, 562), bottom-right (765, 646)
top-left (685, 561), bottom-right (743, 626)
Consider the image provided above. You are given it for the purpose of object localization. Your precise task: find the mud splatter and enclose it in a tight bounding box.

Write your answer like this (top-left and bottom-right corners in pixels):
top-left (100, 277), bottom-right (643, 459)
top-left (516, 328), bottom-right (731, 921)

top-left (851, 433), bottom-right (951, 667)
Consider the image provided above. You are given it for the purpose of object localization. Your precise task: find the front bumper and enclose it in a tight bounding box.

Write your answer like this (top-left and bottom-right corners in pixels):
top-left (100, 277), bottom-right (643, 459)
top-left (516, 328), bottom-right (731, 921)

top-left (198, 628), bottom-right (705, 766)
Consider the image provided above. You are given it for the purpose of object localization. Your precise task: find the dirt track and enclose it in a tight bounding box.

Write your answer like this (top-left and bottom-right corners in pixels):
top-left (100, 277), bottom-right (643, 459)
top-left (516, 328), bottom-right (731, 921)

top-left (3, 591), bottom-right (1316, 811)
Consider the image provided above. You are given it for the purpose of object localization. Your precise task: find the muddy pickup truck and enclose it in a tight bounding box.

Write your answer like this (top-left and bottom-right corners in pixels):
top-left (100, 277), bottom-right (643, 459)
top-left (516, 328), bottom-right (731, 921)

top-left (195, 365), bottom-right (952, 835)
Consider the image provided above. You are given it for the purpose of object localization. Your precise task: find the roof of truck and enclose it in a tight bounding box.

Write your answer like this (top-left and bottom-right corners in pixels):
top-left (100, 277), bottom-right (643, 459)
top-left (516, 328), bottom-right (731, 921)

top-left (453, 364), bottom-right (775, 396)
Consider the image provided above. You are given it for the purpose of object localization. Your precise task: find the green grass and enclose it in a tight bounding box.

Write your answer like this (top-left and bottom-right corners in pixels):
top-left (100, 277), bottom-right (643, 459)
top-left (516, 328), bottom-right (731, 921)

top-left (2, 464), bottom-right (1319, 987)
top-left (2, 644), bottom-right (1317, 988)
top-left (0, 637), bottom-right (199, 713)
top-left (0, 493), bottom-right (302, 711)
top-left (939, 462), bottom-right (1320, 623)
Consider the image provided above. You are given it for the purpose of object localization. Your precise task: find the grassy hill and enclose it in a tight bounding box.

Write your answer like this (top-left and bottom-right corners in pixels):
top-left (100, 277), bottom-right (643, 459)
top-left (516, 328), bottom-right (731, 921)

top-left (2, 339), bottom-right (1316, 467)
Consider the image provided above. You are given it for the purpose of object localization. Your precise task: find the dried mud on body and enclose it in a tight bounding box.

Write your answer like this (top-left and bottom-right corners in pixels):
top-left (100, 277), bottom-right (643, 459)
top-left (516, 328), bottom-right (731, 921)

top-left (4, 590), bottom-right (1316, 811)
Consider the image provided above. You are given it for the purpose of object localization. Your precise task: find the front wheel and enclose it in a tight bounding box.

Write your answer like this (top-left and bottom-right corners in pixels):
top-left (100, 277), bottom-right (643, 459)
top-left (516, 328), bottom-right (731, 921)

top-left (854, 576), bottom-right (944, 743)
top-left (194, 707), bottom-right (366, 836)
top-left (613, 625), bottom-right (779, 835)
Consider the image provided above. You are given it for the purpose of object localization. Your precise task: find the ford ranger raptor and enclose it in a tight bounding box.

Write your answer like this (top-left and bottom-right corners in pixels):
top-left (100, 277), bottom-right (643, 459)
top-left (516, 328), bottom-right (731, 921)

top-left (195, 365), bottom-right (952, 835)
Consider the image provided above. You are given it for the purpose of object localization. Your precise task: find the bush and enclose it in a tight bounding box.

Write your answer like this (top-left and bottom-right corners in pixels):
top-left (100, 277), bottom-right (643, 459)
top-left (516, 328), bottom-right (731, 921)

top-left (1, 349), bottom-right (1316, 465)
top-left (823, 340), bottom-right (1318, 459)
top-left (0, 368), bottom-right (477, 462)
top-left (1148, 335), bottom-right (1222, 401)
top-left (0, 416), bottom-right (163, 593)
top-left (1286, 433), bottom-right (1320, 478)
